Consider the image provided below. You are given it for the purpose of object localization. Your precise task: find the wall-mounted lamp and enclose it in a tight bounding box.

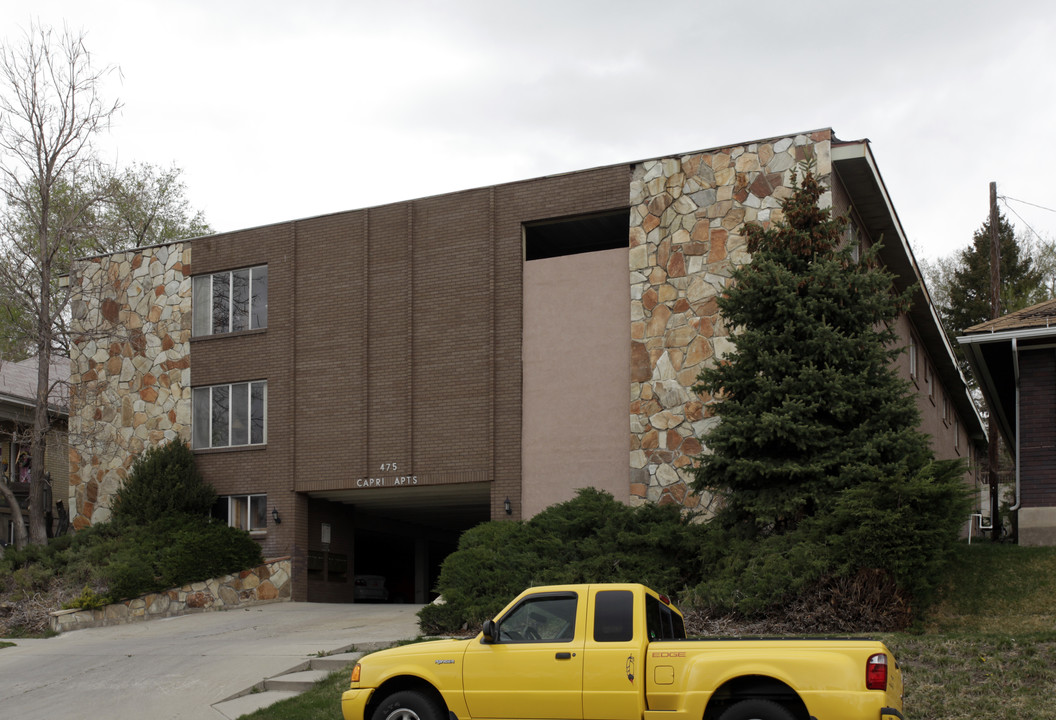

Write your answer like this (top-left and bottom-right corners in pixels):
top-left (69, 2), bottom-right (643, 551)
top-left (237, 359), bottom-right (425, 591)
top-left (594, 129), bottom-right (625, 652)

top-left (271, 507), bottom-right (281, 524)
top-left (504, 497), bottom-right (512, 515)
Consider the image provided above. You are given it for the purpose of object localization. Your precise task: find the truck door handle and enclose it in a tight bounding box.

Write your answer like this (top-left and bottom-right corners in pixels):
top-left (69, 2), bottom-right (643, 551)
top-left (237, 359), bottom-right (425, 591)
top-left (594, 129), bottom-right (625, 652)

top-left (555, 652), bottom-right (573, 660)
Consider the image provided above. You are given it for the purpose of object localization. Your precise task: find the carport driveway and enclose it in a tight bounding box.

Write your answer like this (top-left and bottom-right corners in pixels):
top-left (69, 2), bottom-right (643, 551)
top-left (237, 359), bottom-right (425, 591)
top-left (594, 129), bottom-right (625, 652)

top-left (0, 601), bottom-right (421, 719)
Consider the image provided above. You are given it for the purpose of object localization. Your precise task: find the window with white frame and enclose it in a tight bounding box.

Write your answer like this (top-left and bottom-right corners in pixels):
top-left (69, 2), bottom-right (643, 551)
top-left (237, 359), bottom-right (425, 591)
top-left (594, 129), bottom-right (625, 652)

top-left (942, 393), bottom-right (951, 425)
top-left (192, 265), bottom-right (267, 336)
top-left (192, 381), bottom-right (267, 449)
top-left (924, 360), bottom-right (933, 401)
top-left (846, 222), bottom-right (862, 264)
top-left (213, 494), bottom-right (267, 532)
top-left (908, 334), bottom-right (918, 381)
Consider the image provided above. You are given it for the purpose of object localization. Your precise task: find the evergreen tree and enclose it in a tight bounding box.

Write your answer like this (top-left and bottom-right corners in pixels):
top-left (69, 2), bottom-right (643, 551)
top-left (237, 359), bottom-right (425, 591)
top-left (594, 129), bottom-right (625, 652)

top-left (691, 168), bottom-right (968, 614)
top-left (940, 213), bottom-right (1045, 334)
top-left (111, 439), bottom-right (217, 526)
top-left (693, 168), bottom-right (928, 528)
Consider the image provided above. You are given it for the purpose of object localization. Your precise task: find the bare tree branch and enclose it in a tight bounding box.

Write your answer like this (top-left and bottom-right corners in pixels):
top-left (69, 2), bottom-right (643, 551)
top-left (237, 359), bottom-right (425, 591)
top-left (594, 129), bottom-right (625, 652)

top-left (0, 22), bottom-right (120, 547)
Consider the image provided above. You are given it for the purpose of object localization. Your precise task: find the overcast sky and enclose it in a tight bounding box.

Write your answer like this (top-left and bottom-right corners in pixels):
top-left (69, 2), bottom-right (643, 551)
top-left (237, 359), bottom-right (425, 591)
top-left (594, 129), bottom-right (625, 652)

top-left (8, 0), bottom-right (1056, 262)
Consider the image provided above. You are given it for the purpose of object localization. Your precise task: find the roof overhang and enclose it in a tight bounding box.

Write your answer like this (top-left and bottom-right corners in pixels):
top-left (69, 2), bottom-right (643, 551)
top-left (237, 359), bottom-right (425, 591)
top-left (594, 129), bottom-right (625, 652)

top-left (958, 326), bottom-right (1056, 449)
top-left (832, 141), bottom-right (987, 442)
top-left (0, 394), bottom-right (67, 424)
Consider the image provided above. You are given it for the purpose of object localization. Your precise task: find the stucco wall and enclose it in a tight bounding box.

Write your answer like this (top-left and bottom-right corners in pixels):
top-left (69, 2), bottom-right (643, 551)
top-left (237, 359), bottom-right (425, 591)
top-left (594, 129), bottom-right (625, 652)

top-left (522, 247), bottom-right (631, 517)
top-left (892, 314), bottom-right (975, 464)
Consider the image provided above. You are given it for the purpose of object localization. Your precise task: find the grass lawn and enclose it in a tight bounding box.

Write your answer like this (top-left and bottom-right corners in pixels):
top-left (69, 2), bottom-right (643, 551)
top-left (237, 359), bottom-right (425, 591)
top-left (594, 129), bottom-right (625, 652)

top-left (887, 632), bottom-right (1056, 720)
top-left (238, 667), bottom-right (353, 720)
top-left (244, 543), bottom-right (1056, 720)
top-left (885, 543), bottom-right (1056, 719)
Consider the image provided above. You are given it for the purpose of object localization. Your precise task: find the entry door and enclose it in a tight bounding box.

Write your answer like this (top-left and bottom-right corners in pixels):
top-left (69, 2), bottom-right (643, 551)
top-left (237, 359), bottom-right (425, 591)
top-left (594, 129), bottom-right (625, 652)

top-left (462, 592), bottom-right (585, 720)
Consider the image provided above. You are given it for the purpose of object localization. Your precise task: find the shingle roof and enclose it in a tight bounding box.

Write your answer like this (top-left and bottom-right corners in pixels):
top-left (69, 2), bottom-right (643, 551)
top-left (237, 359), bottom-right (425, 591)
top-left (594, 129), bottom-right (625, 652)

top-left (0, 356), bottom-right (70, 411)
top-left (963, 297), bottom-right (1056, 334)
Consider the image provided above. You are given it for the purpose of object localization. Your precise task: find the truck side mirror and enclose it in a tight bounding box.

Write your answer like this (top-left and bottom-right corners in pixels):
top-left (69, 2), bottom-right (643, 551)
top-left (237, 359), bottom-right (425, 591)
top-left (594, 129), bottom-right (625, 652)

top-left (481, 619), bottom-right (497, 643)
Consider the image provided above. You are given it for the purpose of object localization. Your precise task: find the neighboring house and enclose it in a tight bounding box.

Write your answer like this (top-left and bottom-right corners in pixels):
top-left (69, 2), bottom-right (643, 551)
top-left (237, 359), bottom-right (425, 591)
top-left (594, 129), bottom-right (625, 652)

top-left (67, 128), bottom-right (985, 601)
top-left (959, 298), bottom-right (1056, 545)
top-left (0, 356), bottom-right (70, 544)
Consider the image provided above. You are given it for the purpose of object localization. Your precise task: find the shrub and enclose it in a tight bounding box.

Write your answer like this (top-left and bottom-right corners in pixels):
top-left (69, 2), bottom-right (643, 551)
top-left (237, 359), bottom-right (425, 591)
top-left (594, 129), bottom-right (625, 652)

top-left (528, 491), bottom-right (705, 590)
top-left (104, 552), bottom-right (157, 602)
top-left (1, 513), bottom-right (264, 613)
top-left (827, 458), bottom-right (972, 608)
top-left (10, 564), bottom-right (53, 595)
top-left (419, 521), bottom-right (537, 632)
top-left (98, 514), bottom-right (264, 600)
top-left (683, 460), bottom-right (972, 623)
top-left (111, 439), bottom-right (216, 525)
top-left (418, 489), bottom-right (706, 633)
top-left (687, 521), bottom-right (834, 616)
top-left (153, 515), bottom-right (265, 587)
top-left (62, 585), bottom-right (112, 610)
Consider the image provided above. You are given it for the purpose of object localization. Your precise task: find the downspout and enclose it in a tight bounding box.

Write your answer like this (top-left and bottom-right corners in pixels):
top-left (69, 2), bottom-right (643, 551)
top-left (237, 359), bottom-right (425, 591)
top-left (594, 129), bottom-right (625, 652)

top-left (1010, 337), bottom-right (1021, 512)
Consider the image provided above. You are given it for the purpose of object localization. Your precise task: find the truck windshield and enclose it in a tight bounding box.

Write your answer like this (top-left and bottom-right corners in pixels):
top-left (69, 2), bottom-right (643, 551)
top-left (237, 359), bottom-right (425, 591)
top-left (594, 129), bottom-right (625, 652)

top-left (646, 593), bottom-right (686, 640)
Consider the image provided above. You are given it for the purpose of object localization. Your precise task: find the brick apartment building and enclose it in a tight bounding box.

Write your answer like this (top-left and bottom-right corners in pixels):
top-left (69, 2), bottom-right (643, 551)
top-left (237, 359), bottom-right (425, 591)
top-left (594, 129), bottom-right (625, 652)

top-left (67, 128), bottom-right (986, 602)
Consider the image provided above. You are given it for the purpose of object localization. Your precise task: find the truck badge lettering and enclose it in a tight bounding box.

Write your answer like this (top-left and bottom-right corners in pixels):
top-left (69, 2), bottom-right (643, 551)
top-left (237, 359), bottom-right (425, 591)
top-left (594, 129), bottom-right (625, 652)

top-left (653, 651), bottom-right (686, 658)
top-left (435, 659), bottom-right (455, 665)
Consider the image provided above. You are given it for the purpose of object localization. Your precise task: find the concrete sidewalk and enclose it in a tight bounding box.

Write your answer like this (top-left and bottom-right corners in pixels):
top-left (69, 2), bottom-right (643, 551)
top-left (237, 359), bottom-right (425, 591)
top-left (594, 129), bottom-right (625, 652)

top-left (0, 601), bottom-right (422, 719)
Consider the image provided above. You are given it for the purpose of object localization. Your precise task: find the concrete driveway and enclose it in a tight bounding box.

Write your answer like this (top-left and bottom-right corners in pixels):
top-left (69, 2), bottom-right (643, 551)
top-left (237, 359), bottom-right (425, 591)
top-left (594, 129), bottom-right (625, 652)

top-left (0, 601), bottom-right (422, 719)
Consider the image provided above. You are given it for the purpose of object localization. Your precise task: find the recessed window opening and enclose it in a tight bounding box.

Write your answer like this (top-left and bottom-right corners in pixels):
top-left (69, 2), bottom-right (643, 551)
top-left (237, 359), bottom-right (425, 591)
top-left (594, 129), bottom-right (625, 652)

top-left (908, 334), bottom-right (919, 380)
top-left (213, 493), bottom-right (267, 532)
top-left (193, 265), bottom-right (268, 336)
top-left (524, 209), bottom-right (629, 261)
top-left (192, 380), bottom-right (267, 449)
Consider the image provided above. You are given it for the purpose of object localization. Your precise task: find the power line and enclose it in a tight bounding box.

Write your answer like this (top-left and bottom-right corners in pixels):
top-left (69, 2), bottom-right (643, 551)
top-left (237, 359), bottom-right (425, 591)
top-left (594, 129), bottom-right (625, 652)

top-left (1001, 195), bottom-right (1056, 214)
top-left (999, 197), bottom-right (1051, 243)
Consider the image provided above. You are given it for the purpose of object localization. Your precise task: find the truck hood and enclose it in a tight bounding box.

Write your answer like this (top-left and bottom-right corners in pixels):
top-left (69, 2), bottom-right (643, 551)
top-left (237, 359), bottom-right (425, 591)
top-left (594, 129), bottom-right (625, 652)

top-left (365, 637), bottom-right (475, 662)
top-left (355, 636), bottom-right (476, 690)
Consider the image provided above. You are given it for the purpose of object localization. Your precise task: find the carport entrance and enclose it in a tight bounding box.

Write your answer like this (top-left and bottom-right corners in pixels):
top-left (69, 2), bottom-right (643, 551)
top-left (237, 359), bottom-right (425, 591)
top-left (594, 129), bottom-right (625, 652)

top-left (305, 483), bottom-right (489, 603)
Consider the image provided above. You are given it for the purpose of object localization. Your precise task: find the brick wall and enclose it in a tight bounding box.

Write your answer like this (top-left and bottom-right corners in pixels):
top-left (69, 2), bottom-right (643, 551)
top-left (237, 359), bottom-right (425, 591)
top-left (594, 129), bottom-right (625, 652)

top-left (191, 224), bottom-right (295, 562)
top-left (1020, 347), bottom-right (1056, 507)
top-left (189, 165), bottom-right (629, 532)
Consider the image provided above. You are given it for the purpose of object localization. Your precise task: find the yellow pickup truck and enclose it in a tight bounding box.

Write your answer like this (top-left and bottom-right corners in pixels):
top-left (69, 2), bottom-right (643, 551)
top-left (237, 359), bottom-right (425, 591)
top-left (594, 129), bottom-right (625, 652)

top-left (342, 583), bottom-right (905, 720)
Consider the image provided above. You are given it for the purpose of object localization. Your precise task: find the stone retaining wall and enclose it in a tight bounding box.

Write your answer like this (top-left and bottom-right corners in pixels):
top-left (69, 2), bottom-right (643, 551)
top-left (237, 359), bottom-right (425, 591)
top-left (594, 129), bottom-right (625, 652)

top-left (49, 557), bottom-right (291, 633)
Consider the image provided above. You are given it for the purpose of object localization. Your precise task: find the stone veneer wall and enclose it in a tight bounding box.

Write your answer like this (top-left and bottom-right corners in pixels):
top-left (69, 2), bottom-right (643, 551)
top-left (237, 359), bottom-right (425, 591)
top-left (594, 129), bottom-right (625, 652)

top-left (67, 242), bottom-right (193, 528)
top-left (629, 131), bottom-right (832, 509)
top-left (49, 557), bottom-right (291, 633)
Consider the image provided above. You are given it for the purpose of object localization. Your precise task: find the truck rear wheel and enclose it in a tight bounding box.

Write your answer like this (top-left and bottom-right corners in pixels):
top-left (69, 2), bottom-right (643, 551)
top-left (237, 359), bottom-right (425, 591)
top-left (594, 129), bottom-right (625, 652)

top-left (371, 690), bottom-right (446, 720)
top-left (717, 698), bottom-right (796, 720)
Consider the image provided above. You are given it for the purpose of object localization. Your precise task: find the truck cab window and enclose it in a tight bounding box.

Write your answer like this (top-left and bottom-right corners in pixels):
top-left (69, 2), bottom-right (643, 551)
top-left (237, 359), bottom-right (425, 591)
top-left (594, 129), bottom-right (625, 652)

top-left (498, 594), bottom-right (577, 643)
top-left (594, 590), bottom-right (634, 642)
top-left (646, 594), bottom-right (687, 640)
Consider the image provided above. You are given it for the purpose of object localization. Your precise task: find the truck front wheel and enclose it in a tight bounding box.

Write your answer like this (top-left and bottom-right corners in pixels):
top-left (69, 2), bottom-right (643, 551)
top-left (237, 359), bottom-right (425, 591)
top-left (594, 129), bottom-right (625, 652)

top-left (371, 690), bottom-right (446, 720)
top-left (717, 698), bottom-right (796, 720)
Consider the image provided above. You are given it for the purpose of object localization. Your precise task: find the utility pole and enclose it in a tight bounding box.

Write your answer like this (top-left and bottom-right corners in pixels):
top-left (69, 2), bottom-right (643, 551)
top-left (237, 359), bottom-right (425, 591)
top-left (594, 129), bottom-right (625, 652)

top-left (988, 181), bottom-right (1002, 541)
